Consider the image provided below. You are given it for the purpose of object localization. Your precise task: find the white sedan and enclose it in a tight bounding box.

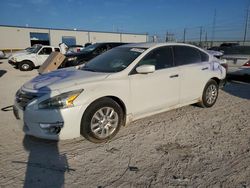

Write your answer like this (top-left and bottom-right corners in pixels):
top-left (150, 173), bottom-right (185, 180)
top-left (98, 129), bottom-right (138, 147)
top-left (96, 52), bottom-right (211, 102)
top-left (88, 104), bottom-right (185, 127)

top-left (13, 43), bottom-right (226, 143)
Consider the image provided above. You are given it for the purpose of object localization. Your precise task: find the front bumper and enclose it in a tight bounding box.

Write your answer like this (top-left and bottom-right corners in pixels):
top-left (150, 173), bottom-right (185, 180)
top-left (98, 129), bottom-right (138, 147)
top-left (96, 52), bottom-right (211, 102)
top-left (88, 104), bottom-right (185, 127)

top-left (8, 59), bottom-right (17, 65)
top-left (13, 102), bottom-right (87, 140)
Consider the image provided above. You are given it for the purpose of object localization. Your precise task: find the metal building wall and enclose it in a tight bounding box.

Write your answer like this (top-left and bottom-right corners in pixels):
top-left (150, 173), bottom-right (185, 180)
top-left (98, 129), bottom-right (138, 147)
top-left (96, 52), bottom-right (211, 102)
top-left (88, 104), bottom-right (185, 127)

top-left (89, 32), bottom-right (121, 43)
top-left (0, 26), bottom-right (49, 50)
top-left (49, 29), bottom-right (89, 46)
top-left (0, 25), bottom-right (148, 50)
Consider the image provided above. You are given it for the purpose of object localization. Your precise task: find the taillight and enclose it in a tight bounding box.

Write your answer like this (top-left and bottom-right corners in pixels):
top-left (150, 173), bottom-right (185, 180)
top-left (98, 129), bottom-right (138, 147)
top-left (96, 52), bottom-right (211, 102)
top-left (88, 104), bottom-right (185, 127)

top-left (243, 60), bottom-right (250, 67)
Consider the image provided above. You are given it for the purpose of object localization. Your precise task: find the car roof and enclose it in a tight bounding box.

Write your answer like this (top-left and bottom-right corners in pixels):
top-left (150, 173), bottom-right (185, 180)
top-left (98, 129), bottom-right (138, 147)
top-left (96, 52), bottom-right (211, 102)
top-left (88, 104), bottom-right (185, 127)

top-left (96, 42), bottom-right (127, 45)
top-left (40, 45), bottom-right (57, 48)
top-left (121, 42), bottom-right (200, 49)
top-left (68, 45), bottom-right (83, 47)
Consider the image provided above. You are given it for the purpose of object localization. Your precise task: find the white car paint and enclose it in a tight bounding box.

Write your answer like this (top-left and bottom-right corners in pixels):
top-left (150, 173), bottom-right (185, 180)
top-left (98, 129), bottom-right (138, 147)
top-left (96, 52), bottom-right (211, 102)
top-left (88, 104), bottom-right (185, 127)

top-left (9, 45), bottom-right (59, 68)
top-left (13, 43), bottom-right (226, 140)
top-left (8, 44), bottom-right (41, 59)
top-left (0, 50), bottom-right (5, 58)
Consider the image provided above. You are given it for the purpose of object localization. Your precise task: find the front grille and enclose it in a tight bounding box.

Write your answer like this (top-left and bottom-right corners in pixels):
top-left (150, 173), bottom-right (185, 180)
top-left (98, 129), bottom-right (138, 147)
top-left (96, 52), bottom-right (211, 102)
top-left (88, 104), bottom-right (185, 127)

top-left (15, 90), bottom-right (39, 110)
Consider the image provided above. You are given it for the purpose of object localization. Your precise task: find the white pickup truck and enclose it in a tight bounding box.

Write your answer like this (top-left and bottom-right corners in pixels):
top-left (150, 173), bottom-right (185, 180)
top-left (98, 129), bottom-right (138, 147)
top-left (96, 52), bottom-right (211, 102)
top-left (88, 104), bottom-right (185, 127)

top-left (8, 45), bottom-right (60, 71)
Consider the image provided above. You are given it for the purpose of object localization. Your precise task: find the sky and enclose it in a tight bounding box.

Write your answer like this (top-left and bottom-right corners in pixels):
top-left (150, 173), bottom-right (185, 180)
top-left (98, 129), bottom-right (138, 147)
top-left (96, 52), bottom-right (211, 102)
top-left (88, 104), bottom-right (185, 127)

top-left (0, 0), bottom-right (249, 41)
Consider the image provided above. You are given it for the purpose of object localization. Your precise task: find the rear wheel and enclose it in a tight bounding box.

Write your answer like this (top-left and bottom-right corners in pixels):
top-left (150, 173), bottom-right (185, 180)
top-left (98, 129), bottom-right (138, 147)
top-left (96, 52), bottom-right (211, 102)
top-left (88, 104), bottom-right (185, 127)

top-left (199, 79), bottom-right (219, 108)
top-left (81, 97), bottom-right (124, 143)
top-left (19, 61), bottom-right (33, 71)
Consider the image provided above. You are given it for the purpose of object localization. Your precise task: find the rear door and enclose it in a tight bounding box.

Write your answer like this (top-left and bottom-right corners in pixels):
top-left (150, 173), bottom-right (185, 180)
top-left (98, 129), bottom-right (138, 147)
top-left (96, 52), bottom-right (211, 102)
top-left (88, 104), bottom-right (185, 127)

top-left (129, 46), bottom-right (180, 116)
top-left (173, 46), bottom-right (210, 104)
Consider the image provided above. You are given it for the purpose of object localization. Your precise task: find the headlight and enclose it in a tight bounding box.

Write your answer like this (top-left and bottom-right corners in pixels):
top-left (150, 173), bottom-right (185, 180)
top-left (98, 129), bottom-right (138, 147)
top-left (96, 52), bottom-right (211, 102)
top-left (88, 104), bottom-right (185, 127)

top-left (12, 57), bottom-right (17, 62)
top-left (38, 89), bottom-right (83, 109)
top-left (67, 57), bottom-right (77, 61)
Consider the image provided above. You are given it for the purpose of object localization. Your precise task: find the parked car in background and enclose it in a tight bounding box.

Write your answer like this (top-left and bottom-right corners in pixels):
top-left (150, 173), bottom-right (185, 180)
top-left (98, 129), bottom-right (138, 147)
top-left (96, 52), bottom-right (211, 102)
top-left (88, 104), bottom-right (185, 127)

top-left (60, 42), bottom-right (128, 68)
top-left (8, 45), bottom-right (60, 71)
top-left (219, 42), bottom-right (239, 47)
top-left (0, 50), bottom-right (5, 59)
top-left (13, 43), bottom-right (226, 143)
top-left (8, 44), bottom-right (41, 59)
top-left (84, 43), bottom-right (92, 47)
top-left (209, 45), bottom-right (250, 76)
top-left (66, 45), bottom-right (84, 54)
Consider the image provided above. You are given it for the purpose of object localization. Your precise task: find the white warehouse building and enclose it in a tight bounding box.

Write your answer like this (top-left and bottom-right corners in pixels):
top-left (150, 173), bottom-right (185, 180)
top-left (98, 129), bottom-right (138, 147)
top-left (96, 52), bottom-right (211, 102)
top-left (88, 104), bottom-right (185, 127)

top-left (0, 25), bottom-right (148, 51)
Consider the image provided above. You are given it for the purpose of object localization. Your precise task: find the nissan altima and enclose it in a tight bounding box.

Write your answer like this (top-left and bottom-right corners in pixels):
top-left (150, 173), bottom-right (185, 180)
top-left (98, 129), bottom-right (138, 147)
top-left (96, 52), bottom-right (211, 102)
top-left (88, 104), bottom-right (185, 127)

top-left (13, 43), bottom-right (226, 143)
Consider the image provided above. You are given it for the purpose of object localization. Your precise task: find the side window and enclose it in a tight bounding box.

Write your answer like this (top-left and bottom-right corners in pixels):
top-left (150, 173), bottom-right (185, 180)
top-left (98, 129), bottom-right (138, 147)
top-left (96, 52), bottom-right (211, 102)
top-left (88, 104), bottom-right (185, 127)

top-left (106, 44), bottom-right (112, 51)
top-left (174, 46), bottom-right (201, 66)
top-left (137, 46), bottom-right (173, 70)
top-left (54, 48), bottom-right (60, 52)
top-left (95, 46), bottom-right (108, 55)
top-left (200, 51), bottom-right (209, 62)
top-left (39, 47), bottom-right (52, 55)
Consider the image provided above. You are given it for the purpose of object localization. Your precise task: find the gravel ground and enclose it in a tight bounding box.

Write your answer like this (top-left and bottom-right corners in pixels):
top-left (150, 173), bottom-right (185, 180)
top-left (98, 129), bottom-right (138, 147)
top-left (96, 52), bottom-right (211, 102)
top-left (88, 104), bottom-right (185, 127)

top-left (0, 59), bottom-right (250, 188)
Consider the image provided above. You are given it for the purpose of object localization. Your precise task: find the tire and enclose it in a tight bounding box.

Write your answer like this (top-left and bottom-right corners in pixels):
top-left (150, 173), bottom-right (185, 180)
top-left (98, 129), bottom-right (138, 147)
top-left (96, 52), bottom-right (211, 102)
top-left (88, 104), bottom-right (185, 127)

top-left (19, 61), bottom-right (33, 71)
top-left (81, 97), bottom-right (124, 143)
top-left (198, 79), bottom-right (219, 108)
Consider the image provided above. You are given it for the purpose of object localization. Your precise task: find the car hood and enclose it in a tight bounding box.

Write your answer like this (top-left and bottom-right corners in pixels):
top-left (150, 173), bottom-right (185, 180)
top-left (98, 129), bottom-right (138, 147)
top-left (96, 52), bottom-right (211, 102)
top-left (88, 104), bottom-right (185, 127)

top-left (23, 68), bottom-right (110, 92)
top-left (9, 51), bottom-right (30, 59)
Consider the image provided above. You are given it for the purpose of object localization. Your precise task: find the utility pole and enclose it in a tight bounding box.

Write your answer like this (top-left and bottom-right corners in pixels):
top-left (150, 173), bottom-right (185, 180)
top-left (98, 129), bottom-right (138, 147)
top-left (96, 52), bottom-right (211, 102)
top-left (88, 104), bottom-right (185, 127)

top-left (166, 31), bottom-right (169, 42)
top-left (183, 28), bottom-right (186, 43)
top-left (211, 9), bottom-right (217, 47)
top-left (205, 31), bottom-right (208, 48)
top-left (243, 7), bottom-right (249, 45)
top-left (199, 26), bottom-right (203, 47)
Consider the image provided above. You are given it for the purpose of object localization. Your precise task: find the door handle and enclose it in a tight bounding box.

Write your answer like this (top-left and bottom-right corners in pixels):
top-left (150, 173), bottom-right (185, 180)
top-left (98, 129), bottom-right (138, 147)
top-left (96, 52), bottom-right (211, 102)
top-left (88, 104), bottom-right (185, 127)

top-left (202, 67), bottom-right (208, 70)
top-left (170, 74), bottom-right (179, 78)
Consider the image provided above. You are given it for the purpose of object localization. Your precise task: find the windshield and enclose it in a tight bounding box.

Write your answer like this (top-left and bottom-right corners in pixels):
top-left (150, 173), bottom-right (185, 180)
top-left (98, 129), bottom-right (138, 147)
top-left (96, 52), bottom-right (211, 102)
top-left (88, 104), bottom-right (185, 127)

top-left (81, 47), bottom-right (146, 73)
top-left (81, 43), bottom-right (100, 52)
top-left (30, 46), bottom-right (42, 53)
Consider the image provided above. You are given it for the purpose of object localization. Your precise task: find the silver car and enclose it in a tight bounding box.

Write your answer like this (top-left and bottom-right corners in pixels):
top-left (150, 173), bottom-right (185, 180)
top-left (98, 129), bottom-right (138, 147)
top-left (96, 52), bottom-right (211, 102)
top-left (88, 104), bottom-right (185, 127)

top-left (221, 46), bottom-right (250, 76)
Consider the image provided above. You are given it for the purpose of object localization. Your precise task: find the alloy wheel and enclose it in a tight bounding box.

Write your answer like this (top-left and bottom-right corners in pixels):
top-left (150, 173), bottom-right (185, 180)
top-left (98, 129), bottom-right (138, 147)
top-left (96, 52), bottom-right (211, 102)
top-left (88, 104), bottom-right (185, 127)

top-left (205, 84), bottom-right (218, 105)
top-left (90, 107), bottom-right (119, 139)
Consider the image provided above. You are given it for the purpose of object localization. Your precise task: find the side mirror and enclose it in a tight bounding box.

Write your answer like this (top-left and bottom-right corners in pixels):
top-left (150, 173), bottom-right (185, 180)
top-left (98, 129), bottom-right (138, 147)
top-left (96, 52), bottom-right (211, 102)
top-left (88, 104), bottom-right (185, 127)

top-left (136, 65), bottom-right (155, 74)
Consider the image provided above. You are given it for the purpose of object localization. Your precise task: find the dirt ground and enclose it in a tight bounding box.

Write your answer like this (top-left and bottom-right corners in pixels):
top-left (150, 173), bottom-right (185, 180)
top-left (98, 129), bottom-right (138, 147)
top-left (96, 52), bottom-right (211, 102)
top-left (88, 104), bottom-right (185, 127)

top-left (0, 59), bottom-right (250, 188)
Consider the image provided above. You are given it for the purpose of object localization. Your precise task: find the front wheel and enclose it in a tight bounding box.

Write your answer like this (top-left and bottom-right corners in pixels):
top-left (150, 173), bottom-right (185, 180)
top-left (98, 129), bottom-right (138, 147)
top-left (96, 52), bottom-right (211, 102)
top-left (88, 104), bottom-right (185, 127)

top-left (199, 79), bottom-right (219, 108)
top-left (81, 97), bottom-right (124, 143)
top-left (19, 61), bottom-right (33, 71)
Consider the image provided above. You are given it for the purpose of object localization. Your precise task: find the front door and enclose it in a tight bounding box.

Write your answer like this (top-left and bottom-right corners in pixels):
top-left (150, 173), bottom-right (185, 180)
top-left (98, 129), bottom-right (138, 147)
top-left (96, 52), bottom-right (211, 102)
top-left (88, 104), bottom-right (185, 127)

top-left (37, 47), bottom-right (53, 66)
top-left (129, 46), bottom-right (180, 117)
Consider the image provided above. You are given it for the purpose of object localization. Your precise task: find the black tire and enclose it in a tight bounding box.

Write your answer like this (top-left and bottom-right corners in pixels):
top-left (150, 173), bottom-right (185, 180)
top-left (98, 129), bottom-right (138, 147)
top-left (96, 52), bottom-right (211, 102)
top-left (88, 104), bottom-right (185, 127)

top-left (19, 61), bottom-right (33, 71)
top-left (81, 97), bottom-right (124, 143)
top-left (198, 79), bottom-right (219, 108)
